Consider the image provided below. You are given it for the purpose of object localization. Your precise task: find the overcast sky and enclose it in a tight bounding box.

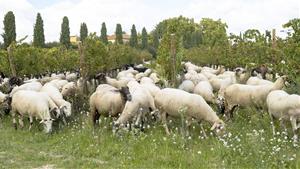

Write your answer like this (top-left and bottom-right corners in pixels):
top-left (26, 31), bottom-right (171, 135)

top-left (0, 0), bottom-right (299, 42)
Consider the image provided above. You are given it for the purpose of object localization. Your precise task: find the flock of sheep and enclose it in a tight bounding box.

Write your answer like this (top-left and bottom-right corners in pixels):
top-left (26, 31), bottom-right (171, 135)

top-left (0, 61), bottom-right (299, 142)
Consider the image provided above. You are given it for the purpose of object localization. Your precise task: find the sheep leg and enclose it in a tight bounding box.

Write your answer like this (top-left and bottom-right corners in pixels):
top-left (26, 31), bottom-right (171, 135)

top-left (161, 111), bottom-right (170, 135)
top-left (269, 112), bottom-right (276, 136)
top-left (134, 108), bottom-right (143, 128)
top-left (18, 115), bottom-right (24, 129)
top-left (290, 116), bottom-right (298, 142)
top-left (92, 110), bottom-right (100, 126)
top-left (12, 110), bottom-right (17, 130)
top-left (185, 117), bottom-right (193, 137)
top-left (29, 116), bottom-right (33, 131)
top-left (199, 122), bottom-right (208, 138)
top-left (279, 119), bottom-right (287, 135)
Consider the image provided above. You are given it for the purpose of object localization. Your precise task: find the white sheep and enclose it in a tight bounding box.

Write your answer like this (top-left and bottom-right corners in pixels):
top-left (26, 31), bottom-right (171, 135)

top-left (117, 68), bottom-right (138, 79)
top-left (114, 81), bottom-right (156, 129)
top-left (193, 81), bottom-right (216, 103)
top-left (140, 77), bottom-right (154, 84)
top-left (9, 82), bottom-right (43, 97)
top-left (11, 90), bottom-right (60, 133)
top-left (90, 84), bottom-right (131, 126)
top-left (49, 79), bottom-right (68, 91)
top-left (267, 90), bottom-right (300, 141)
top-left (149, 73), bottom-right (160, 84)
top-left (140, 83), bottom-right (161, 98)
top-left (61, 82), bottom-right (76, 98)
top-left (103, 76), bottom-right (133, 89)
top-left (154, 88), bottom-right (225, 135)
top-left (246, 76), bottom-right (274, 86)
top-left (223, 76), bottom-right (287, 118)
top-left (184, 62), bottom-right (202, 72)
top-left (201, 66), bottom-right (225, 75)
top-left (66, 72), bottom-right (78, 82)
top-left (184, 72), bottom-right (208, 85)
top-left (135, 69), bottom-right (152, 81)
top-left (41, 83), bottom-right (72, 117)
top-left (178, 80), bottom-right (195, 93)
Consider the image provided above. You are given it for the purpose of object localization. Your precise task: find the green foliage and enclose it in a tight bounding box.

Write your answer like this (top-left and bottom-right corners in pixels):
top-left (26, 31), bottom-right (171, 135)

top-left (100, 22), bottom-right (108, 44)
top-left (115, 24), bottom-right (123, 44)
top-left (129, 24), bottom-right (138, 48)
top-left (33, 13), bottom-right (45, 47)
top-left (141, 27), bottom-right (148, 49)
top-left (283, 18), bottom-right (300, 43)
top-left (152, 30), bottom-right (160, 49)
top-left (60, 16), bottom-right (71, 48)
top-left (2, 11), bottom-right (16, 49)
top-left (83, 35), bottom-right (108, 76)
top-left (157, 33), bottom-right (183, 83)
top-left (80, 22), bottom-right (88, 42)
top-left (107, 44), bottom-right (152, 69)
top-left (200, 18), bottom-right (228, 48)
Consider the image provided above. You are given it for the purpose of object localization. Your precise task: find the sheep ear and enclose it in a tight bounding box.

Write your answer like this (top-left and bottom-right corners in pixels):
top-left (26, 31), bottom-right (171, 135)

top-left (50, 108), bottom-right (58, 119)
top-left (40, 120), bottom-right (45, 124)
top-left (210, 123), bottom-right (217, 131)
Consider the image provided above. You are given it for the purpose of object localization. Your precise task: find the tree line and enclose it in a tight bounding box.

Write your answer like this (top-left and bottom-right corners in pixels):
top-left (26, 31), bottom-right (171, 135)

top-left (1, 11), bottom-right (155, 51)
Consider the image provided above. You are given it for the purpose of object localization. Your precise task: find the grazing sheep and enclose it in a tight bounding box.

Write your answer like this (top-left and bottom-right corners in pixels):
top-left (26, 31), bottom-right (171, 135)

top-left (201, 66), bottom-right (225, 75)
top-left (117, 68), bottom-right (138, 79)
top-left (41, 83), bottom-right (72, 118)
top-left (11, 90), bottom-right (60, 133)
top-left (154, 88), bottom-right (225, 135)
top-left (267, 90), bottom-right (300, 141)
top-left (209, 76), bottom-right (234, 93)
top-left (61, 82), bottom-right (77, 98)
top-left (51, 73), bottom-right (65, 80)
top-left (135, 69), bottom-right (152, 81)
top-left (90, 84), bottom-right (131, 126)
top-left (201, 71), bottom-right (217, 80)
top-left (66, 72), bottom-right (78, 82)
top-left (246, 77), bottom-right (274, 86)
top-left (184, 72), bottom-right (208, 85)
top-left (140, 77), bottom-right (154, 84)
top-left (193, 81), bottom-right (216, 103)
top-left (140, 83), bottom-right (161, 98)
top-left (114, 81), bottom-right (156, 129)
top-left (149, 73), bottom-right (160, 84)
top-left (96, 73), bottom-right (133, 89)
top-left (49, 79), bottom-right (68, 91)
top-left (184, 62), bottom-right (202, 72)
top-left (178, 80), bottom-right (195, 93)
top-left (223, 76), bottom-right (287, 118)
top-left (9, 82), bottom-right (43, 97)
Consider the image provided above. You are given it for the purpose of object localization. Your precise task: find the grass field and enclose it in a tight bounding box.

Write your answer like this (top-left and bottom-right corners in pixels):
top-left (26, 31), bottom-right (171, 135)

top-left (0, 107), bottom-right (299, 169)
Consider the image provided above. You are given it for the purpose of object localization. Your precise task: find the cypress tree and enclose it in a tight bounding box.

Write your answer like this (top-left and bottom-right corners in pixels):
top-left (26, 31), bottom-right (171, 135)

top-left (80, 22), bottom-right (88, 42)
top-left (115, 24), bottom-right (123, 44)
top-left (141, 27), bottom-right (148, 49)
top-left (2, 11), bottom-right (16, 48)
top-left (100, 22), bottom-right (108, 44)
top-left (153, 31), bottom-right (159, 49)
top-left (129, 24), bottom-right (138, 48)
top-left (33, 13), bottom-right (45, 47)
top-left (60, 16), bottom-right (70, 48)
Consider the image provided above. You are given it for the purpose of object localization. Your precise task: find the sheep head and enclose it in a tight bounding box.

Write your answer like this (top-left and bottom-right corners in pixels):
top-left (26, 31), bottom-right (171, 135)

top-left (211, 120), bottom-right (225, 136)
top-left (40, 118), bottom-right (54, 133)
top-left (120, 86), bottom-right (132, 101)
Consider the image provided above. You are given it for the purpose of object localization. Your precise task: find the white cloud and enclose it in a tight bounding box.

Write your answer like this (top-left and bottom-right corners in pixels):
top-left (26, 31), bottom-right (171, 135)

top-left (0, 0), bottom-right (299, 42)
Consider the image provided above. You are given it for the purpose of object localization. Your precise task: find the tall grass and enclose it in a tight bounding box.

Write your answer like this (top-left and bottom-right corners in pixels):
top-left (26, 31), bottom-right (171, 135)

top-left (0, 107), bottom-right (299, 169)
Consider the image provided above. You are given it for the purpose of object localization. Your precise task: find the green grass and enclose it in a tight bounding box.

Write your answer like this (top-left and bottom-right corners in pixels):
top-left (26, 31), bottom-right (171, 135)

top-left (0, 108), bottom-right (299, 169)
